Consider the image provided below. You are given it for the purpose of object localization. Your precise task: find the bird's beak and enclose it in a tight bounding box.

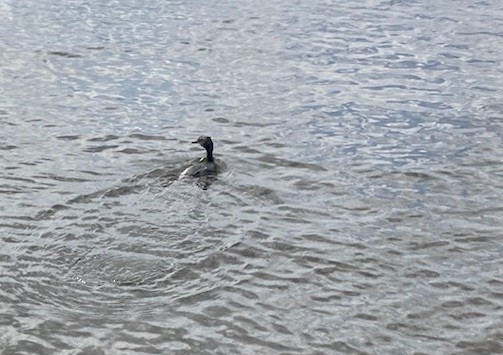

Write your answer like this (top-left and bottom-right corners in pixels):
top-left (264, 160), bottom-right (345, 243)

top-left (191, 140), bottom-right (198, 144)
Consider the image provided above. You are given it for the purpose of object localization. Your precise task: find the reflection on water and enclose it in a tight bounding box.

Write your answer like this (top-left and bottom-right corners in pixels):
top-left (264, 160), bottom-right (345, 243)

top-left (1, 0), bottom-right (502, 353)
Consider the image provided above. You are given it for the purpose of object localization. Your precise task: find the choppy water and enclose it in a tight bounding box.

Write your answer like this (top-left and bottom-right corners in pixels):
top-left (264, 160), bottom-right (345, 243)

top-left (1, 0), bottom-right (502, 354)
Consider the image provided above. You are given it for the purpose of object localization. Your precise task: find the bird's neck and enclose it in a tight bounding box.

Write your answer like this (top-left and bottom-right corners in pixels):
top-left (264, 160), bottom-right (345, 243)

top-left (206, 148), bottom-right (214, 162)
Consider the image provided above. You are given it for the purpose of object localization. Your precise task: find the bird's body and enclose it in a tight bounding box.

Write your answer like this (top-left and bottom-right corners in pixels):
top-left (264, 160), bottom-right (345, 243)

top-left (180, 157), bottom-right (217, 178)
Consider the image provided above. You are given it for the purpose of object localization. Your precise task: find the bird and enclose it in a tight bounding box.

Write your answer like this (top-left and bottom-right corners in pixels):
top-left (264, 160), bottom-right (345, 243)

top-left (179, 135), bottom-right (220, 178)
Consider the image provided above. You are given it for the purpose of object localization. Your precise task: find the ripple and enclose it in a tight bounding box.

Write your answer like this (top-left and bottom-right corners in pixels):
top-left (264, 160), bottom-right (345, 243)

top-left (1, 0), bottom-right (502, 353)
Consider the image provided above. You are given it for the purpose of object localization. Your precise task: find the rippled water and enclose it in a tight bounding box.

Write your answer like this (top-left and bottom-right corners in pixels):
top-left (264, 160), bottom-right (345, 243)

top-left (1, 0), bottom-right (502, 353)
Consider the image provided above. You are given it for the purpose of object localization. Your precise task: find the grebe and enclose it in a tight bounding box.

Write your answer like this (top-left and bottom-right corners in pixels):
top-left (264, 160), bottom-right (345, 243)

top-left (180, 136), bottom-right (219, 178)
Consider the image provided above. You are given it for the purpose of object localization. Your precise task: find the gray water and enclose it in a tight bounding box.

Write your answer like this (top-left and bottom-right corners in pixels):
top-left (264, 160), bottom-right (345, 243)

top-left (1, 0), bottom-right (502, 354)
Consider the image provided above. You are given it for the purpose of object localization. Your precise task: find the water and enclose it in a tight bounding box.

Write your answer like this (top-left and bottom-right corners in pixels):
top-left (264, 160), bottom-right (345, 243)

top-left (1, 0), bottom-right (502, 353)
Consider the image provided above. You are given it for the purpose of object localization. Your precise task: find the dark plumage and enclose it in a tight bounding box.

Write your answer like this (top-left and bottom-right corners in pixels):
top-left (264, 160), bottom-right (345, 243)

top-left (180, 136), bottom-right (219, 178)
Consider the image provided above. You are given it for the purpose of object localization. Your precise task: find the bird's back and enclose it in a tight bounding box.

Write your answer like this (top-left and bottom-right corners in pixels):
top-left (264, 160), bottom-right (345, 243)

top-left (180, 160), bottom-right (217, 178)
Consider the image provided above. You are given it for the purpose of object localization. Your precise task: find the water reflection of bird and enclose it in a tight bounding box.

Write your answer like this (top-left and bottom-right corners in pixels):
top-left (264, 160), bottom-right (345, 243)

top-left (180, 136), bottom-right (220, 178)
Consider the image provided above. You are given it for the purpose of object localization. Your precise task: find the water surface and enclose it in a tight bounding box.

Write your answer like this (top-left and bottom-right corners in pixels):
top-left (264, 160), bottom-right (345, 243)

top-left (1, 0), bottom-right (502, 353)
